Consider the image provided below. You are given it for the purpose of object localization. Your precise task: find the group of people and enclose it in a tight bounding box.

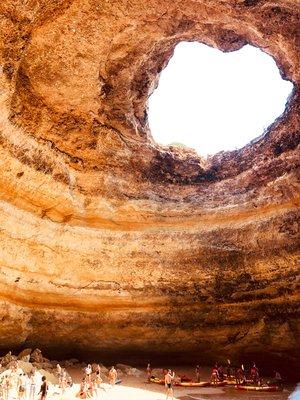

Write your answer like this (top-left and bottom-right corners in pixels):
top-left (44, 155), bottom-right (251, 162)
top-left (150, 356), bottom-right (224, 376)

top-left (210, 361), bottom-right (282, 386)
top-left (76, 364), bottom-right (118, 399)
top-left (210, 362), bottom-right (259, 384)
top-left (1, 357), bottom-right (284, 400)
top-left (0, 361), bottom-right (120, 400)
top-left (146, 360), bottom-right (283, 400)
top-left (56, 364), bottom-right (73, 395)
top-left (0, 361), bottom-right (49, 400)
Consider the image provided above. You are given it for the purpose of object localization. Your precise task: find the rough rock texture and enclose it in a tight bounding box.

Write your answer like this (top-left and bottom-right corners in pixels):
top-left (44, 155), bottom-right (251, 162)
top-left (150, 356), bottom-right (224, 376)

top-left (0, 0), bottom-right (299, 377)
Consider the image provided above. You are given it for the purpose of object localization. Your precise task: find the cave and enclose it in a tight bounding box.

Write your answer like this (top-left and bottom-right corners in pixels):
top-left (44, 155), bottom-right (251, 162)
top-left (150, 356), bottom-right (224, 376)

top-left (0, 0), bottom-right (299, 380)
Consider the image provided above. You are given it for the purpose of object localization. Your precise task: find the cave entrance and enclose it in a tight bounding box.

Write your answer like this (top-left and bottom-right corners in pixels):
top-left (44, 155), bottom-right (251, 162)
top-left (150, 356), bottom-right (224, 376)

top-left (148, 42), bottom-right (293, 157)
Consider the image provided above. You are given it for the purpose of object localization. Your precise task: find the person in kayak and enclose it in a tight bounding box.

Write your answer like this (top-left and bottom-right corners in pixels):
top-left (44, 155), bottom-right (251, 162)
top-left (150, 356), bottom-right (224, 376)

top-left (165, 369), bottom-right (175, 400)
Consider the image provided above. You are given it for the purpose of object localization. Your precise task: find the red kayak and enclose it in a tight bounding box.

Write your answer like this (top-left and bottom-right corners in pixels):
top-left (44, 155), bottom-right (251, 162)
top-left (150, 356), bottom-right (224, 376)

top-left (236, 385), bottom-right (282, 392)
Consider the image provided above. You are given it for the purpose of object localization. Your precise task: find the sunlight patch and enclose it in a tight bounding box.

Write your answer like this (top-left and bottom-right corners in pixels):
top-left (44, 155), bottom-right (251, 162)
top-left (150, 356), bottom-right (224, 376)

top-left (148, 42), bottom-right (293, 156)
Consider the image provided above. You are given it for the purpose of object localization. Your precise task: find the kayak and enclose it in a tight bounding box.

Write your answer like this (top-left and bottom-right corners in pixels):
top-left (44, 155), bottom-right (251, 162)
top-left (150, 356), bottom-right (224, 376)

top-left (236, 385), bottom-right (282, 392)
top-left (150, 377), bottom-right (164, 385)
top-left (177, 381), bottom-right (210, 387)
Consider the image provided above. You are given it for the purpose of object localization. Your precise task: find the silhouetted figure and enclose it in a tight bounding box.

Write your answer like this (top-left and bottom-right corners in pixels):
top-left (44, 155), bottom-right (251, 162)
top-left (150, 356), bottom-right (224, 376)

top-left (39, 376), bottom-right (48, 400)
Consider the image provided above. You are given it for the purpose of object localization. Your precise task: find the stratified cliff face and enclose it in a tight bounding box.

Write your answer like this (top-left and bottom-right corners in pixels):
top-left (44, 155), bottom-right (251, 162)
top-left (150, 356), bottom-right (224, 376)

top-left (0, 0), bottom-right (299, 374)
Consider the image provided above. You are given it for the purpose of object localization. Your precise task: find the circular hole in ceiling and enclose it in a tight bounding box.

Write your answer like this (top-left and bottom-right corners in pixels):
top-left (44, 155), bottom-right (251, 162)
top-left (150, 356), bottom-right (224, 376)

top-left (148, 42), bottom-right (293, 157)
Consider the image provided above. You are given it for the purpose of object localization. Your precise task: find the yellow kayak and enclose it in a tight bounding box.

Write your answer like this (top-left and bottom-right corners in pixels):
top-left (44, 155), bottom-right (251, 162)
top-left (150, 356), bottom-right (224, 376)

top-left (177, 381), bottom-right (211, 387)
top-left (150, 377), bottom-right (164, 385)
top-left (236, 385), bottom-right (282, 392)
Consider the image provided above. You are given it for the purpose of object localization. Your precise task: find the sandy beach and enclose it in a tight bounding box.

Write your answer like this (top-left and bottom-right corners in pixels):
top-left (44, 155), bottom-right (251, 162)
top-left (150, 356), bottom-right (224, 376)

top-left (64, 367), bottom-right (230, 400)
top-left (65, 366), bottom-right (295, 400)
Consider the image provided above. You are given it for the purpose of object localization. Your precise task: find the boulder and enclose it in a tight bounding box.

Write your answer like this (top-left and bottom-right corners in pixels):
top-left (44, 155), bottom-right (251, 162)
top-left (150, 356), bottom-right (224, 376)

top-left (116, 364), bottom-right (143, 377)
top-left (19, 360), bottom-right (34, 373)
top-left (30, 349), bottom-right (44, 363)
top-left (17, 349), bottom-right (32, 360)
top-left (126, 367), bottom-right (143, 377)
top-left (0, 352), bottom-right (17, 367)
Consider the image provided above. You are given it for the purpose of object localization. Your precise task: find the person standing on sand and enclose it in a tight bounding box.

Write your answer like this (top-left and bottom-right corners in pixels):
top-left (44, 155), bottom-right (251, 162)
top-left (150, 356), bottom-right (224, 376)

top-left (94, 367), bottom-right (106, 397)
top-left (236, 366), bottom-right (245, 385)
top-left (60, 368), bottom-right (67, 396)
top-left (2, 375), bottom-right (11, 400)
top-left (18, 373), bottom-right (27, 400)
top-left (0, 377), bottom-right (3, 400)
top-left (87, 379), bottom-right (96, 398)
top-left (95, 365), bottom-right (101, 375)
top-left (85, 365), bottom-right (92, 383)
top-left (226, 359), bottom-right (232, 379)
top-left (165, 369), bottom-right (175, 400)
top-left (218, 365), bottom-right (224, 381)
top-left (195, 365), bottom-right (201, 383)
top-left (146, 364), bottom-right (152, 382)
top-left (56, 364), bottom-right (62, 387)
top-left (29, 371), bottom-right (36, 400)
top-left (275, 371), bottom-right (282, 383)
top-left (250, 363), bottom-right (259, 384)
top-left (76, 377), bottom-right (88, 399)
top-left (39, 376), bottom-right (48, 400)
top-left (108, 366), bottom-right (117, 386)
top-left (211, 365), bottom-right (219, 385)
top-left (95, 365), bottom-right (103, 386)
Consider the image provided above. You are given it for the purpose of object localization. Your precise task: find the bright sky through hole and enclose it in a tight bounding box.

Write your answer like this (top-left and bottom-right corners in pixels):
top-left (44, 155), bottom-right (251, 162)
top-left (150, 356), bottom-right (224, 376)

top-left (148, 42), bottom-right (293, 156)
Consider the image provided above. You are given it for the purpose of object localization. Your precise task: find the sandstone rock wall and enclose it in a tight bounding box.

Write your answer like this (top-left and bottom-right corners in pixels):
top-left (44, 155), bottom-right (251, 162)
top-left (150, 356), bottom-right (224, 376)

top-left (0, 0), bottom-right (299, 375)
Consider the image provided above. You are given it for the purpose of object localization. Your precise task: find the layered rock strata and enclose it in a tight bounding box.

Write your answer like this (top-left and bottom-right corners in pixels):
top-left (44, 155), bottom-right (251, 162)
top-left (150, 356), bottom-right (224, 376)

top-left (0, 0), bottom-right (299, 375)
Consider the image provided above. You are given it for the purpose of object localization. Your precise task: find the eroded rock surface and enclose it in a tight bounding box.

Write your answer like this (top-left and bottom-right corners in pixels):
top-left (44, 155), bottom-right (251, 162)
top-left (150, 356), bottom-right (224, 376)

top-left (0, 0), bottom-right (299, 376)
